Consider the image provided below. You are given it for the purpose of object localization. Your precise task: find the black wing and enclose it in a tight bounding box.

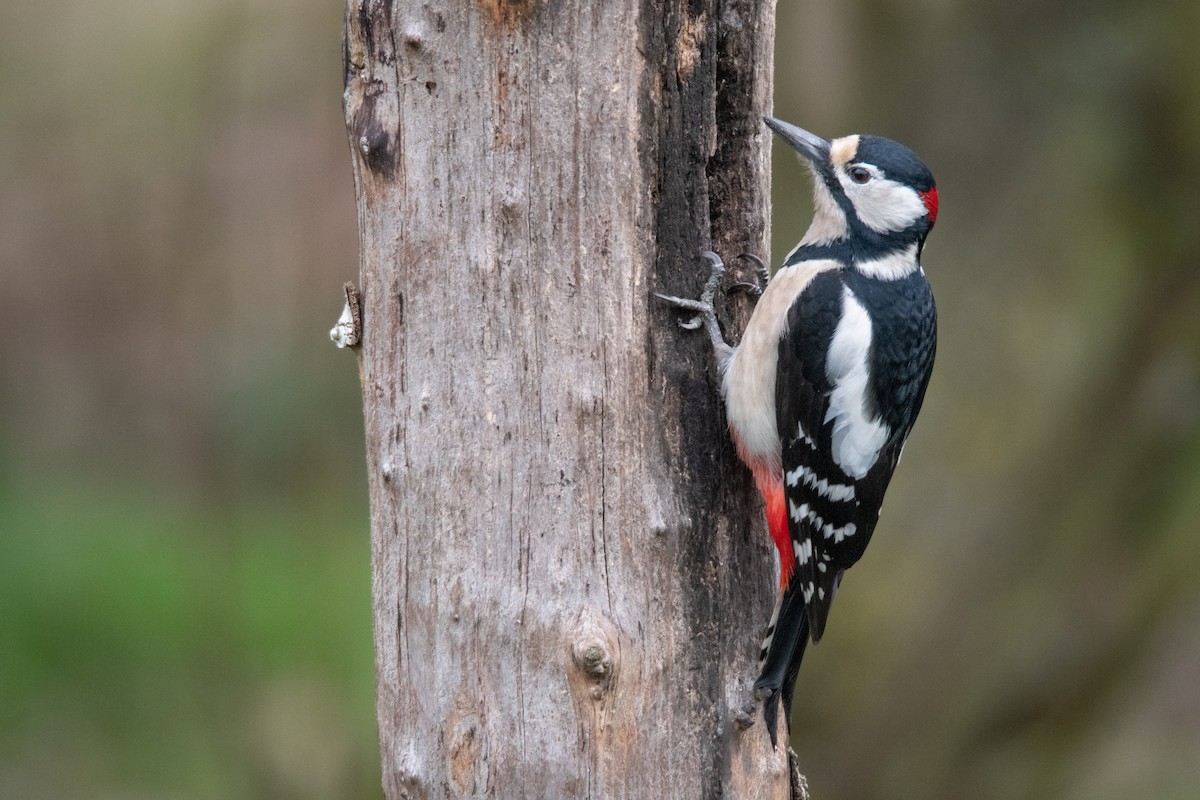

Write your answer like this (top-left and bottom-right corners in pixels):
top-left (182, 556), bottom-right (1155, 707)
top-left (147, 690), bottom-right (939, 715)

top-left (755, 268), bottom-right (848, 744)
top-left (775, 269), bottom-right (852, 642)
top-left (776, 268), bottom-right (936, 641)
top-left (756, 266), bottom-right (935, 743)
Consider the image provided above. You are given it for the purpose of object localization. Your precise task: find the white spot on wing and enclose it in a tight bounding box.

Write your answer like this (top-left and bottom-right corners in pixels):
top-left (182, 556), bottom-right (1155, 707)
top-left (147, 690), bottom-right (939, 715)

top-left (794, 422), bottom-right (817, 450)
top-left (785, 464), bottom-right (857, 502)
top-left (826, 522), bottom-right (856, 543)
top-left (788, 499), bottom-right (855, 542)
top-left (825, 287), bottom-right (890, 478)
top-left (793, 538), bottom-right (813, 565)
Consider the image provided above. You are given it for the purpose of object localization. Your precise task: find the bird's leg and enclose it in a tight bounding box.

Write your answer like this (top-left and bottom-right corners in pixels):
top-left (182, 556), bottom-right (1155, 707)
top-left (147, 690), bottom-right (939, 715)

top-left (729, 252), bottom-right (771, 298)
top-left (655, 251), bottom-right (734, 363)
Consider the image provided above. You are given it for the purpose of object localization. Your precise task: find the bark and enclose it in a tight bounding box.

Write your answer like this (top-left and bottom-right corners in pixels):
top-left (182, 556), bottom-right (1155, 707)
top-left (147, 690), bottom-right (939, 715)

top-left (342, 1), bottom-right (792, 797)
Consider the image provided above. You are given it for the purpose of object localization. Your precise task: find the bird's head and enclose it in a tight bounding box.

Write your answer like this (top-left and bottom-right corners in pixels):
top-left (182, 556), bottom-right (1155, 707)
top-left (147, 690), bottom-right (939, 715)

top-left (766, 117), bottom-right (937, 255)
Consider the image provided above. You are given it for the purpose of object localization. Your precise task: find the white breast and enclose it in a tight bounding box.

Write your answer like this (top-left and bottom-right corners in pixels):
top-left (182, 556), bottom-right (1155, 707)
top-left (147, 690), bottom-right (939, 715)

top-left (721, 259), bottom-right (841, 465)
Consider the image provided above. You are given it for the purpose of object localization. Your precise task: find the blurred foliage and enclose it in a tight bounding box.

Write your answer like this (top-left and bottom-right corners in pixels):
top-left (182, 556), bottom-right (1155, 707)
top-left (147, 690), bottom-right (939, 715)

top-left (0, 0), bottom-right (379, 797)
top-left (0, 478), bottom-right (379, 799)
top-left (1, 0), bottom-right (1198, 798)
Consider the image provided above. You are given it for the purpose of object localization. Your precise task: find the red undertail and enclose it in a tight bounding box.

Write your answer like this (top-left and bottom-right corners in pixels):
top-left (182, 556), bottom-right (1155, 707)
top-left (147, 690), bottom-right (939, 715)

top-left (760, 476), bottom-right (792, 589)
top-left (733, 433), bottom-right (793, 589)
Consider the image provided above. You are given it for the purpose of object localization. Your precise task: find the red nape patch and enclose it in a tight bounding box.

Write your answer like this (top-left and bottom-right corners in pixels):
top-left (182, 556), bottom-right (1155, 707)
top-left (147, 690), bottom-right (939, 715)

top-left (919, 187), bottom-right (939, 225)
top-left (763, 484), bottom-right (793, 589)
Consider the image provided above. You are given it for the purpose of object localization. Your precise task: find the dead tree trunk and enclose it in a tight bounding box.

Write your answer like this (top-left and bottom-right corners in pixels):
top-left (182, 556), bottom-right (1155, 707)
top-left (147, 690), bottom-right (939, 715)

top-left (341, 1), bottom-right (793, 796)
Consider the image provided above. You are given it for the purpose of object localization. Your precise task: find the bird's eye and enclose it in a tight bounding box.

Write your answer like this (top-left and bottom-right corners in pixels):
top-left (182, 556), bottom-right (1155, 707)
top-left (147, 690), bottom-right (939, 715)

top-left (849, 166), bottom-right (872, 184)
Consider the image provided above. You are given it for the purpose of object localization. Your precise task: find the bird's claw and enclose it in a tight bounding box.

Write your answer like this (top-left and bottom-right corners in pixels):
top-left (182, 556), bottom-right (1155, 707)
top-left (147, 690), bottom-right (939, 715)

top-left (729, 252), bottom-right (770, 298)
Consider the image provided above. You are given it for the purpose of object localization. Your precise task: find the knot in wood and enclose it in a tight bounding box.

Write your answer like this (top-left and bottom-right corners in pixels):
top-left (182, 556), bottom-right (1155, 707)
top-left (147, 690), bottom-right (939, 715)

top-left (572, 639), bottom-right (613, 700)
top-left (357, 123), bottom-right (395, 175)
top-left (568, 611), bottom-right (620, 702)
top-left (573, 639), bottom-right (611, 680)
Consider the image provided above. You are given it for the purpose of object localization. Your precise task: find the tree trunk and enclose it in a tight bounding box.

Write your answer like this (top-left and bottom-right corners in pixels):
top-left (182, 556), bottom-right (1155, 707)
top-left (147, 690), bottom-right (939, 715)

top-left (342, 1), bottom-right (791, 796)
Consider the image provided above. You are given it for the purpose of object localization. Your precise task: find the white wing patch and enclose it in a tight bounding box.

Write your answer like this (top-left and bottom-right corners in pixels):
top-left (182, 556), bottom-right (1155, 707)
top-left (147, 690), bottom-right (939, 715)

top-left (824, 287), bottom-right (889, 479)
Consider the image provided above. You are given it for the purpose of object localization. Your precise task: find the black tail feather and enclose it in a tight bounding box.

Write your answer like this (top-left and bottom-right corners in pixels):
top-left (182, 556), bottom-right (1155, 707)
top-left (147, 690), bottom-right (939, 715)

top-left (780, 622), bottom-right (809, 731)
top-left (754, 585), bottom-right (810, 748)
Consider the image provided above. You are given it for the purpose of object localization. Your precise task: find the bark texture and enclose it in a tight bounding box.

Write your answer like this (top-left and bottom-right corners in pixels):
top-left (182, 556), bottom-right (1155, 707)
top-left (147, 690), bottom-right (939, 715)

top-left (342, 1), bottom-right (786, 796)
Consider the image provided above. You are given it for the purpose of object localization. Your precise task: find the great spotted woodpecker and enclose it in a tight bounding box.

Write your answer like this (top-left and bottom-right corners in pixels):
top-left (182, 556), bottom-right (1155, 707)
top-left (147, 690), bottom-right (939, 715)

top-left (657, 117), bottom-right (938, 746)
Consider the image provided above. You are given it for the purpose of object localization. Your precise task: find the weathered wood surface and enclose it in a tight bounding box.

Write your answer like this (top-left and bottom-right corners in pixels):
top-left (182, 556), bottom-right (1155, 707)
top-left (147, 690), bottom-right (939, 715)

top-left (342, 1), bottom-right (788, 796)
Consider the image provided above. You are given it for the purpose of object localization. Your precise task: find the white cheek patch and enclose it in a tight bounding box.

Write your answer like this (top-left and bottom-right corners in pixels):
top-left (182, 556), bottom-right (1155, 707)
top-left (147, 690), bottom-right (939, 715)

top-left (841, 176), bottom-right (929, 234)
top-left (824, 287), bottom-right (889, 478)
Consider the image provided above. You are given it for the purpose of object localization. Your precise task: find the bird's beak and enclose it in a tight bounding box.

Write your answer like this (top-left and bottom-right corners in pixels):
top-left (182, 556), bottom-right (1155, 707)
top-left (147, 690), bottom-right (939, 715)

top-left (764, 117), bottom-right (833, 178)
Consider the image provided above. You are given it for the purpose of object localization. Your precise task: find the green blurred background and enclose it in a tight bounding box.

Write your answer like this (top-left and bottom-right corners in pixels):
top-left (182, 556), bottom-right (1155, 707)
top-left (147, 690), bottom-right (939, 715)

top-left (2, 1), bottom-right (1198, 798)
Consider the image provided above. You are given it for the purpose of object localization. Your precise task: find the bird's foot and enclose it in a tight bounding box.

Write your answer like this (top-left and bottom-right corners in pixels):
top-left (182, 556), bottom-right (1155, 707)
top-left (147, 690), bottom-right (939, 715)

top-left (655, 250), bottom-right (725, 327)
top-left (655, 251), bottom-right (732, 358)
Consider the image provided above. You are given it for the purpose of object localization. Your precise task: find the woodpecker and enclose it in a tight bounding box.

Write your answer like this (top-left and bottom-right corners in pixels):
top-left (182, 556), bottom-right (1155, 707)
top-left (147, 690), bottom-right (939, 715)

top-left (657, 117), bottom-right (938, 746)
